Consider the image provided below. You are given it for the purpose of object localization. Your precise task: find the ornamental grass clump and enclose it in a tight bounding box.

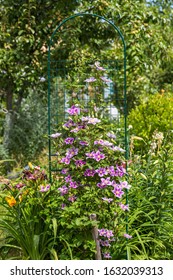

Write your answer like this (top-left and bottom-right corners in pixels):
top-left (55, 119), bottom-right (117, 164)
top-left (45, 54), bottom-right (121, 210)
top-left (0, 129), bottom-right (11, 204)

top-left (49, 62), bottom-right (131, 259)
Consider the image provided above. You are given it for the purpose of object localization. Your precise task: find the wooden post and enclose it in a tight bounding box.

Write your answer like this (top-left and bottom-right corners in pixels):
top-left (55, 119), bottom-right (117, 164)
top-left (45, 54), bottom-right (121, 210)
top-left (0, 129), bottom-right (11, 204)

top-left (90, 213), bottom-right (102, 260)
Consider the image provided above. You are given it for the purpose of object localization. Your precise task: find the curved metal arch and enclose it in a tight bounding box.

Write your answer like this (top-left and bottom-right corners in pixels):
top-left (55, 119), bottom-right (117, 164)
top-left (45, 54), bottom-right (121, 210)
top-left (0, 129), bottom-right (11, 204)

top-left (48, 13), bottom-right (126, 50)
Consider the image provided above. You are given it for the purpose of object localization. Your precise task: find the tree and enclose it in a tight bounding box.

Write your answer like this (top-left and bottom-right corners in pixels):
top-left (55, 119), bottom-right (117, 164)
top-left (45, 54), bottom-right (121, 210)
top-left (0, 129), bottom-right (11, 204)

top-left (0, 0), bottom-right (80, 161)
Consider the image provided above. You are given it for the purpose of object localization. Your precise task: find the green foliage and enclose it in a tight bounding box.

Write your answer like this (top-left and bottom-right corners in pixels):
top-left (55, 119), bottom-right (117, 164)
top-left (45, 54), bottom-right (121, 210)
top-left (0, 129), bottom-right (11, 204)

top-left (46, 66), bottom-right (129, 260)
top-left (0, 0), bottom-right (81, 158)
top-left (0, 64), bottom-right (129, 260)
top-left (0, 164), bottom-right (57, 260)
top-left (127, 134), bottom-right (173, 259)
top-left (1, 0), bottom-right (173, 260)
top-left (1, 0), bottom-right (173, 159)
top-left (8, 90), bottom-right (47, 163)
top-left (0, 133), bottom-right (16, 175)
top-left (128, 93), bottom-right (173, 153)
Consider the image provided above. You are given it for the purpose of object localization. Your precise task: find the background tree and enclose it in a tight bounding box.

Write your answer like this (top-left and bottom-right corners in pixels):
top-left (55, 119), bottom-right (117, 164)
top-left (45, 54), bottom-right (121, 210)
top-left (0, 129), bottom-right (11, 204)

top-left (0, 0), bottom-right (172, 168)
top-left (0, 0), bottom-right (80, 164)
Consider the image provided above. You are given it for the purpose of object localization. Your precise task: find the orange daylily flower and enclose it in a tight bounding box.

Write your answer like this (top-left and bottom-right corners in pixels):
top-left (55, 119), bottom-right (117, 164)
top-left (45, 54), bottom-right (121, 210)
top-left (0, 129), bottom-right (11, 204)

top-left (5, 196), bottom-right (16, 207)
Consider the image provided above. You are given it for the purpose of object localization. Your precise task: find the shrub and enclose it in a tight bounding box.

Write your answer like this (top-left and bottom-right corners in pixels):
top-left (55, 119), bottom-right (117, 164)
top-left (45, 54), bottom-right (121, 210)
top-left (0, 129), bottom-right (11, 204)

top-left (128, 93), bottom-right (173, 153)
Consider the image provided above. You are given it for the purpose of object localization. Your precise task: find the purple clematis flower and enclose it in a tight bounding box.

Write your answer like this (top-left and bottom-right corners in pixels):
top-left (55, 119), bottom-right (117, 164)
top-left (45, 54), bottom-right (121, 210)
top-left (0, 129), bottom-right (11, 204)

top-left (50, 132), bottom-right (62, 138)
top-left (107, 132), bottom-right (116, 139)
top-left (93, 150), bottom-right (105, 162)
top-left (119, 181), bottom-right (131, 190)
top-left (67, 105), bottom-right (80, 115)
top-left (84, 77), bottom-right (96, 83)
top-left (103, 252), bottom-right (112, 259)
top-left (15, 182), bottom-right (25, 189)
top-left (70, 127), bottom-right (81, 133)
top-left (79, 140), bottom-right (89, 146)
top-left (66, 147), bottom-right (78, 158)
top-left (69, 181), bottom-right (78, 189)
top-left (97, 182), bottom-right (107, 189)
top-left (119, 203), bottom-right (129, 211)
top-left (94, 61), bottom-right (106, 71)
top-left (61, 168), bottom-right (68, 174)
top-left (112, 186), bottom-right (124, 198)
top-left (84, 168), bottom-right (96, 177)
top-left (96, 167), bottom-right (107, 177)
top-left (87, 117), bottom-right (101, 125)
top-left (94, 139), bottom-right (104, 145)
top-left (65, 175), bottom-right (72, 183)
top-left (115, 165), bottom-right (126, 177)
top-left (86, 151), bottom-right (95, 159)
top-left (111, 146), bottom-right (125, 152)
top-left (94, 139), bottom-right (113, 147)
top-left (99, 240), bottom-right (111, 247)
top-left (40, 185), bottom-right (50, 192)
top-left (60, 157), bottom-right (70, 165)
top-left (58, 185), bottom-right (68, 195)
top-left (81, 116), bottom-right (90, 122)
top-left (64, 137), bottom-right (75, 145)
top-left (97, 177), bottom-right (112, 189)
top-left (101, 177), bottom-right (112, 186)
top-left (61, 203), bottom-right (66, 209)
top-left (98, 228), bottom-right (107, 236)
top-left (107, 166), bottom-right (116, 176)
top-left (100, 76), bottom-right (113, 83)
top-left (102, 197), bottom-right (113, 203)
top-left (68, 195), bottom-right (77, 202)
top-left (123, 233), bottom-right (132, 239)
top-left (75, 160), bottom-right (86, 167)
top-left (98, 229), bottom-right (114, 239)
top-left (63, 119), bottom-right (76, 128)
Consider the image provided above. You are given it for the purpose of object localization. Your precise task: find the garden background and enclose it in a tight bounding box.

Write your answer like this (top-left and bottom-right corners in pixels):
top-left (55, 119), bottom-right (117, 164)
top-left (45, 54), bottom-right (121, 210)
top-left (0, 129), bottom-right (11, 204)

top-left (0, 0), bottom-right (173, 260)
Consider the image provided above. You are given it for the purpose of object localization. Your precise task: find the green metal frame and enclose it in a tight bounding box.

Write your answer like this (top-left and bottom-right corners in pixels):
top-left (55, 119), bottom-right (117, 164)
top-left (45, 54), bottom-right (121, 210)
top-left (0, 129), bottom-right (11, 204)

top-left (48, 12), bottom-right (128, 255)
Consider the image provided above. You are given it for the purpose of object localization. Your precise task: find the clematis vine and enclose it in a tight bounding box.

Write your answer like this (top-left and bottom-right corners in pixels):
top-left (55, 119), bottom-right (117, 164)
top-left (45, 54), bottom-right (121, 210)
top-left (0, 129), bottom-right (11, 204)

top-left (52, 62), bottom-right (131, 259)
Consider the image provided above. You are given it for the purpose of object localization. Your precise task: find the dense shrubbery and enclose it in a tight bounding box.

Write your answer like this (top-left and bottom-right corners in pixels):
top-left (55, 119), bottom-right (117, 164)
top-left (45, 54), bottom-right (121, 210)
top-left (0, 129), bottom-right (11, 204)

top-left (128, 93), bottom-right (173, 154)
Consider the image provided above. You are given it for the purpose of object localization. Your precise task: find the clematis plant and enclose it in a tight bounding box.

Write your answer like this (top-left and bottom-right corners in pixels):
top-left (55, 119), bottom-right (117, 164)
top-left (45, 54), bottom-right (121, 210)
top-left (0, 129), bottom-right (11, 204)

top-left (50, 62), bottom-right (131, 259)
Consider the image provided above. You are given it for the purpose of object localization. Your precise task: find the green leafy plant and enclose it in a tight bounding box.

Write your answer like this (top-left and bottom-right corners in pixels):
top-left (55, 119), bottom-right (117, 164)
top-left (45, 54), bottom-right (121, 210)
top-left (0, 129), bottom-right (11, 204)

top-left (47, 62), bottom-right (130, 259)
top-left (127, 131), bottom-right (173, 259)
top-left (0, 164), bottom-right (58, 260)
top-left (128, 93), bottom-right (173, 154)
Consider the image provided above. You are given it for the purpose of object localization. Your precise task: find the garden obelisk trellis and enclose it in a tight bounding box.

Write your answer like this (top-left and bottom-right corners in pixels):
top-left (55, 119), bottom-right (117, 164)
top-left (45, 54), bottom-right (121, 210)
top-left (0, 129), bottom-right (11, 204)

top-left (48, 12), bottom-right (129, 259)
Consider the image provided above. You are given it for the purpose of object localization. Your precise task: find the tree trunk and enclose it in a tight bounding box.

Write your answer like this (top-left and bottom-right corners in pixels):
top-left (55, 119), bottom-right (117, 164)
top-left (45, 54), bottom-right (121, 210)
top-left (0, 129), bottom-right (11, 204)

top-left (3, 90), bottom-right (14, 154)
